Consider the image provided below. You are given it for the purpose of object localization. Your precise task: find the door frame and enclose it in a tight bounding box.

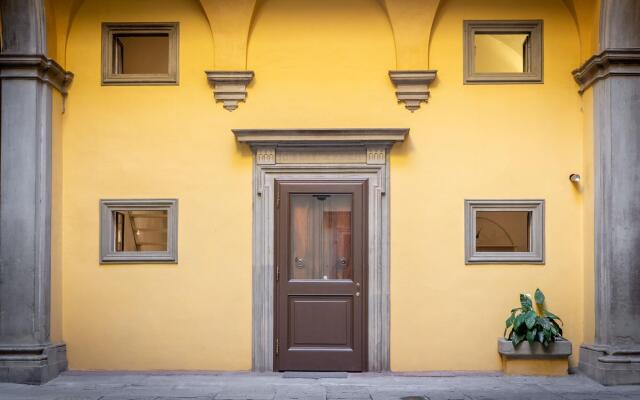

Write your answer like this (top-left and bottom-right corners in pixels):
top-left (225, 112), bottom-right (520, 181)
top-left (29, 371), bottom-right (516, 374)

top-left (252, 166), bottom-right (389, 372)
top-left (274, 180), bottom-right (369, 372)
top-left (236, 128), bottom-right (407, 372)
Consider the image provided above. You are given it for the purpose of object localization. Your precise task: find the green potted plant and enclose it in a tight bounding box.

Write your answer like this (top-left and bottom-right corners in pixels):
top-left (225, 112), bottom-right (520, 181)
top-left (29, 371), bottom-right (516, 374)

top-left (498, 289), bottom-right (572, 375)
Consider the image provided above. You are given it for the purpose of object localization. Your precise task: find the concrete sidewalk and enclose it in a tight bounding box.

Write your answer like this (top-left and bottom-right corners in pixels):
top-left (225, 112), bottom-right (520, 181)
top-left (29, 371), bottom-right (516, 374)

top-left (1, 372), bottom-right (640, 400)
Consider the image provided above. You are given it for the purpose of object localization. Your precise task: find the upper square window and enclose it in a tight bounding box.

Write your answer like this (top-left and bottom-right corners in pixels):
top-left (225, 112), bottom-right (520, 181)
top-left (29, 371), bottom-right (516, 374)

top-left (463, 20), bottom-right (543, 84)
top-left (102, 22), bottom-right (179, 85)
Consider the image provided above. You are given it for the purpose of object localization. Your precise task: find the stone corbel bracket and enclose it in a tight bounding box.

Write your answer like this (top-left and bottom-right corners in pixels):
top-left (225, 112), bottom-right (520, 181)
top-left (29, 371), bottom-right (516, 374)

top-left (572, 48), bottom-right (640, 94)
top-left (205, 70), bottom-right (255, 111)
top-left (389, 70), bottom-right (437, 112)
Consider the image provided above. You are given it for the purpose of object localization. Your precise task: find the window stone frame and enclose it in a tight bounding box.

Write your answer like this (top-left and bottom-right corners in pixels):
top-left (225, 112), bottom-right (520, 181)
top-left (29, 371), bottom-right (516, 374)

top-left (99, 199), bottom-right (178, 264)
top-left (464, 199), bottom-right (545, 264)
top-left (101, 22), bottom-right (179, 86)
top-left (463, 20), bottom-right (544, 84)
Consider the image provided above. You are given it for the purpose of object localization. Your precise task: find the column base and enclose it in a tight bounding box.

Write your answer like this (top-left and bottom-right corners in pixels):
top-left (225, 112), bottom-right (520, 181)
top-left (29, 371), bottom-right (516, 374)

top-left (0, 343), bottom-right (67, 385)
top-left (580, 344), bottom-right (640, 385)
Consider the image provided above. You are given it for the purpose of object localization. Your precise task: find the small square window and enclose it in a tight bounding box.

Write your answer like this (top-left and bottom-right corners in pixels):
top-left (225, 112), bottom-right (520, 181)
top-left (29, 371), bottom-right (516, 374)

top-left (100, 199), bottom-right (178, 263)
top-left (465, 200), bottom-right (544, 264)
top-left (102, 23), bottom-right (179, 85)
top-left (463, 20), bottom-right (543, 84)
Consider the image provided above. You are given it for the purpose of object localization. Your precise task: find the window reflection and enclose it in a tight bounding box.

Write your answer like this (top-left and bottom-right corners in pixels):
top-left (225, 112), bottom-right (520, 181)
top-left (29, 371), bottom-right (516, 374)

top-left (476, 211), bottom-right (531, 252)
top-left (474, 33), bottom-right (530, 73)
top-left (114, 210), bottom-right (168, 252)
top-left (113, 34), bottom-right (170, 75)
top-left (290, 194), bottom-right (352, 280)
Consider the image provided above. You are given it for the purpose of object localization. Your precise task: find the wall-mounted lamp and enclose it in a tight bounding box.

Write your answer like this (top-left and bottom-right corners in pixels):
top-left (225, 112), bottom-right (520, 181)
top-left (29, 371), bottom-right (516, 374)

top-left (569, 174), bottom-right (581, 183)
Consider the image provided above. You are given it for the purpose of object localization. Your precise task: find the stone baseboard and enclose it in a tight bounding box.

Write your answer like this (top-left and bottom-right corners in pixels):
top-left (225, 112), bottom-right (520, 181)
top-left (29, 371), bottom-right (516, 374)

top-left (580, 344), bottom-right (640, 386)
top-left (0, 343), bottom-right (67, 385)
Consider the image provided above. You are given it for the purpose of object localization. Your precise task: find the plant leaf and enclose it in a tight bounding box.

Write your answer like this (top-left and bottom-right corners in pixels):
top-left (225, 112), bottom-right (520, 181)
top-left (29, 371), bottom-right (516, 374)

top-left (504, 312), bottom-right (516, 338)
top-left (549, 318), bottom-right (563, 336)
top-left (534, 288), bottom-right (545, 305)
top-left (514, 314), bottom-right (526, 331)
top-left (526, 330), bottom-right (535, 344)
top-left (513, 333), bottom-right (524, 347)
top-left (543, 310), bottom-right (564, 325)
top-left (525, 311), bottom-right (537, 329)
top-left (505, 313), bottom-right (515, 328)
top-left (520, 294), bottom-right (532, 310)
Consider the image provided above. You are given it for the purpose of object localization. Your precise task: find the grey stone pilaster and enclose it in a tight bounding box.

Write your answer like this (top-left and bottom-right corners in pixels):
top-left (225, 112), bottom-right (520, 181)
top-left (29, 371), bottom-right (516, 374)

top-left (573, 0), bottom-right (640, 386)
top-left (0, 0), bottom-right (72, 385)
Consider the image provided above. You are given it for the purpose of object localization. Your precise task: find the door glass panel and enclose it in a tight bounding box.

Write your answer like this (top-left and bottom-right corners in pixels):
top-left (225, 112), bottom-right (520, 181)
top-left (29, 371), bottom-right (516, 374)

top-left (290, 194), bottom-right (352, 280)
top-left (476, 210), bottom-right (531, 252)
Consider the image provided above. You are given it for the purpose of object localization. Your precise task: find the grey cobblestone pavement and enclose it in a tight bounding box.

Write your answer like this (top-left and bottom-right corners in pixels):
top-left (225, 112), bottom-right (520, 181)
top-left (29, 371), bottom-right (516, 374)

top-left (1, 372), bottom-right (640, 400)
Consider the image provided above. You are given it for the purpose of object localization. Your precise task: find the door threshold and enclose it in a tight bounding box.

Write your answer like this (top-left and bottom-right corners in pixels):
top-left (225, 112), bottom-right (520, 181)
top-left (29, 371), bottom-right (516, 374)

top-left (282, 371), bottom-right (349, 379)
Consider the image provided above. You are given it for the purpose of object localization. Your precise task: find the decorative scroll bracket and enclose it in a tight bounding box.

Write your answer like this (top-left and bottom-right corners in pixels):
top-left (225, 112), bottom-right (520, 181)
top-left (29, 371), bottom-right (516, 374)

top-left (205, 70), bottom-right (255, 111)
top-left (572, 49), bottom-right (640, 94)
top-left (389, 70), bottom-right (437, 112)
top-left (0, 55), bottom-right (74, 112)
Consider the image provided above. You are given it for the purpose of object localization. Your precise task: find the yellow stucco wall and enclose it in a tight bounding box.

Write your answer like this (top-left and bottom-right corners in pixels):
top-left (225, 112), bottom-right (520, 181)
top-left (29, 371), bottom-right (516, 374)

top-left (391, 0), bottom-right (583, 371)
top-left (59, 0), bottom-right (591, 371)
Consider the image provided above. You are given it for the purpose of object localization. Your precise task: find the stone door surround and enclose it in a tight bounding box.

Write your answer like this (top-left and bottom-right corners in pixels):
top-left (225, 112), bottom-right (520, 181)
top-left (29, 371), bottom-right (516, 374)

top-left (233, 128), bottom-right (407, 371)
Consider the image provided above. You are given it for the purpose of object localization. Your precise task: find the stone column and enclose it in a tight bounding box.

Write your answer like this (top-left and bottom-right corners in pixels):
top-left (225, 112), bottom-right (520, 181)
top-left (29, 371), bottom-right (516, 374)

top-left (0, 0), bottom-right (72, 385)
top-left (574, 0), bottom-right (640, 386)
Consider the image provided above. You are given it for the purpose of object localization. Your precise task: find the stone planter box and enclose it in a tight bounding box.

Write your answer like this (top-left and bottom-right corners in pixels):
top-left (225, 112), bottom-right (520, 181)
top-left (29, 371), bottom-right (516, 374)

top-left (498, 338), bottom-right (572, 376)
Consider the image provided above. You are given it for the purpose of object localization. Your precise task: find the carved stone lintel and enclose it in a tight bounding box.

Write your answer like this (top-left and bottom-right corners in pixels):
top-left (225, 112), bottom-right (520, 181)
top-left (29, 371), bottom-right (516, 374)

top-left (255, 147), bottom-right (276, 165)
top-left (233, 128), bottom-right (408, 146)
top-left (389, 70), bottom-right (437, 112)
top-left (0, 54), bottom-right (74, 95)
top-left (205, 70), bottom-right (254, 111)
top-left (367, 146), bottom-right (386, 165)
top-left (572, 48), bottom-right (640, 93)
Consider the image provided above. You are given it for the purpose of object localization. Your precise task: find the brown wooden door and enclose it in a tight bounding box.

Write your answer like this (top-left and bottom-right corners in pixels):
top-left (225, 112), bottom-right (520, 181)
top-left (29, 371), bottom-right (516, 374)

top-left (275, 181), bottom-right (367, 372)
